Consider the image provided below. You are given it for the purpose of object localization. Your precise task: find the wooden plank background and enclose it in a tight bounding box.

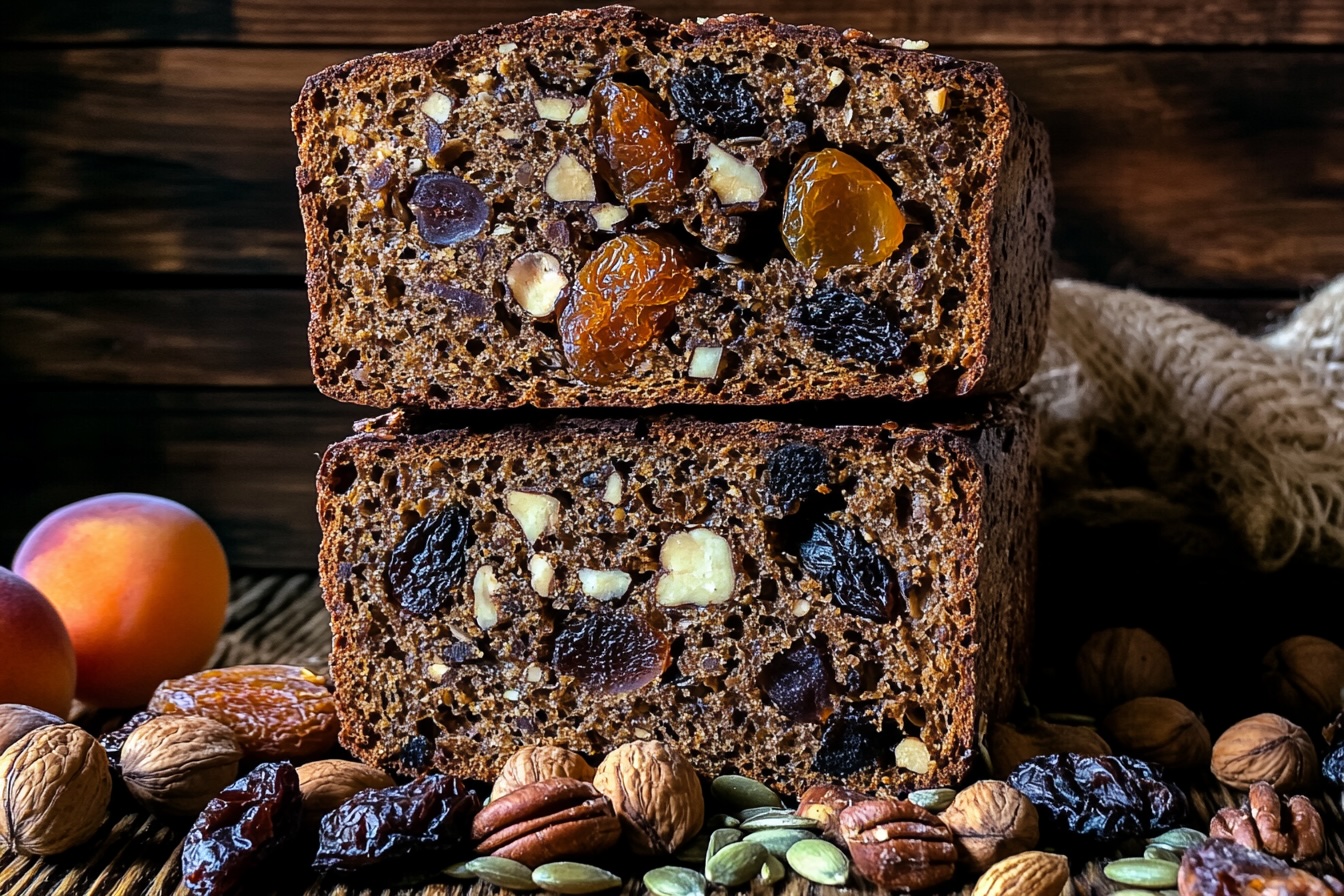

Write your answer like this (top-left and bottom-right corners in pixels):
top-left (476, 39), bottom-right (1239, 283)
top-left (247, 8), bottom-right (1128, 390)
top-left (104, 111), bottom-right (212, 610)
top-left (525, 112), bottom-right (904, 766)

top-left (2, 0), bottom-right (1343, 568)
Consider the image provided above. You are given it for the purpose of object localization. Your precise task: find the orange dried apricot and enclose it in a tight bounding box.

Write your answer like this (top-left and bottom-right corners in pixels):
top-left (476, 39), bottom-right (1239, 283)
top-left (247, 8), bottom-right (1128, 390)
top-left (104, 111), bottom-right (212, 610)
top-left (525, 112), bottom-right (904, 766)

top-left (559, 233), bottom-right (696, 382)
top-left (591, 80), bottom-right (683, 207)
top-left (780, 148), bottom-right (906, 273)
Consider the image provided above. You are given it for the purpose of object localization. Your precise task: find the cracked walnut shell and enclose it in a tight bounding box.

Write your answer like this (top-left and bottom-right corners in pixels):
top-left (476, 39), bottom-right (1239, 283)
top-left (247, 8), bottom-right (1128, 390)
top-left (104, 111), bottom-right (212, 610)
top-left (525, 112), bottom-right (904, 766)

top-left (1209, 781), bottom-right (1324, 862)
top-left (593, 740), bottom-right (704, 855)
top-left (941, 780), bottom-right (1039, 873)
top-left (1211, 713), bottom-right (1317, 792)
top-left (492, 745), bottom-right (596, 800)
top-left (0, 724), bottom-right (111, 856)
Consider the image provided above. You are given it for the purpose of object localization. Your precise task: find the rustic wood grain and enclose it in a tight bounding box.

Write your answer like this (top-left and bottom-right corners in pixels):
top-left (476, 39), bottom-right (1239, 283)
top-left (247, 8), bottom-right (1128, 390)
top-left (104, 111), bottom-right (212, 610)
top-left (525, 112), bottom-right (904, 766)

top-left (2, 48), bottom-right (1342, 289)
top-left (1, 575), bottom-right (1338, 896)
top-left (6, 0), bottom-right (1344, 46)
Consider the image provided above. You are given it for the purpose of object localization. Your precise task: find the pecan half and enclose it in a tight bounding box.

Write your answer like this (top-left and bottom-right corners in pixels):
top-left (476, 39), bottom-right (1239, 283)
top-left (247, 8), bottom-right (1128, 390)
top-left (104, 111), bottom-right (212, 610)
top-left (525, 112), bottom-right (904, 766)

top-left (471, 777), bottom-right (620, 866)
top-left (1209, 781), bottom-right (1324, 862)
top-left (839, 799), bottom-right (957, 891)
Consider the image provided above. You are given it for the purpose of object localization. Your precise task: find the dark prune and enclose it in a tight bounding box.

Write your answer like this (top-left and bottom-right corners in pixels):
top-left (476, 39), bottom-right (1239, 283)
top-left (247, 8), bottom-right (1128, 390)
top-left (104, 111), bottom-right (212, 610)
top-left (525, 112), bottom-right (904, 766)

top-left (181, 762), bottom-right (303, 896)
top-left (812, 710), bottom-right (894, 776)
top-left (669, 65), bottom-right (764, 140)
top-left (799, 520), bottom-right (903, 622)
top-left (792, 288), bottom-right (908, 366)
top-left (1178, 837), bottom-right (1344, 896)
top-left (409, 173), bottom-right (488, 246)
top-left (99, 710), bottom-right (160, 772)
top-left (1008, 753), bottom-right (1186, 846)
top-left (759, 641), bottom-right (835, 723)
top-left (314, 775), bottom-right (480, 874)
top-left (387, 505), bottom-right (472, 617)
top-left (765, 442), bottom-right (828, 506)
top-left (422, 279), bottom-right (491, 320)
top-left (1324, 741), bottom-right (1344, 790)
top-left (553, 611), bottom-right (671, 694)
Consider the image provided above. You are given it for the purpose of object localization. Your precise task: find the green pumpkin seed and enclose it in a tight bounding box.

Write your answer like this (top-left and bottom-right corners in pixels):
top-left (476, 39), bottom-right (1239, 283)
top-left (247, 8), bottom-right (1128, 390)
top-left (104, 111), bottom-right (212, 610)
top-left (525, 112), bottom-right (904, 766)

top-left (737, 806), bottom-right (783, 821)
top-left (467, 857), bottom-right (538, 891)
top-left (1111, 891), bottom-right (1168, 896)
top-left (705, 841), bottom-right (769, 887)
top-left (907, 788), bottom-right (956, 812)
top-left (532, 862), bottom-right (622, 894)
top-left (743, 828), bottom-right (818, 857)
top-left (445, 860), bottom-right (478, 881)
top-left (758, 855), bottom-right (785, 885)
top-left (675, 833), bottom-right (710, 864)
top-left (705, 813), bottom-right (740, 830)
top-left (711, 775), bottom-right (782, 811)
top-left (1144, 845), bottom-right (1183, 864)
top-left (738, 812), bottom-right (819, 832)
top-left (1148, 828), bottom-right (1207, 850)
top-left (644, 866), bottom-right (707, 896)
top-left (706, 828), bottom-right (744, 863)
top-left (1104, 858), bottom-right (1179, 889)
top-left (786, 839), bottom-right (849, 886)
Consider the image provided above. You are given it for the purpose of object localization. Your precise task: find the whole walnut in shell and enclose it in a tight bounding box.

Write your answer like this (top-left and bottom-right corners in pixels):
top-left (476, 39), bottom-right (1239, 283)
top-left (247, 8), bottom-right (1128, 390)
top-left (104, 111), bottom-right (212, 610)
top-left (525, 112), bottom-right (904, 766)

top-left (0, 704), bottom-right (64, 754)
top-left (121, 714), bottom-right (243, 816)
top-left (941, 780), bottom-right (1039, 873)
top-left (1211, 713), bottom-right (1317, 792)
top-left (0, 724), bottom-right (111, 856)
top-left (492, 744), bottom-right (596, 800)
top-left (1263, 635), bottom-right (1344, 726)
top-left (1103, 697), bottom-right (1211, 771)
top-left (1076, 627), bottom-right (1176, 709)
top-left (987, 718), bottom-right (1110, 775)
top-left (593, 740), bottom-right (703, 855)
top-left (297, 759), bottom-right (395, 826)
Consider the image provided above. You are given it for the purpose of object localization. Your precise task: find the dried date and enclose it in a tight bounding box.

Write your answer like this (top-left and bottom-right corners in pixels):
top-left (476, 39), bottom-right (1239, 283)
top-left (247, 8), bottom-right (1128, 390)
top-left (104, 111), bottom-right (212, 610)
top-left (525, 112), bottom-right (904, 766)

top-left (799, 520), bottom-right (903, 622)
top-left (313, 775), bottom-right (480, 873)
top-left (181, 762), bottom-right (303, 896)
top-left (1007, 753), bottom-right (1186, 846)
top-left (765, 442), bottom-right (829, 507)
top-left (387, 505), bottom-right (473, 617)
top-left (1178, 837), bottom-right (1344, 896)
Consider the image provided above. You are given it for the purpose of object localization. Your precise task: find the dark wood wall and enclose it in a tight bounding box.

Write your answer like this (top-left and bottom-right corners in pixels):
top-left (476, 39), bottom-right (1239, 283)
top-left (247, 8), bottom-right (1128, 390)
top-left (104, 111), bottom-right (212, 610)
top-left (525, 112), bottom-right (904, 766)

top-left (2, 1), bottom-right (1341, 568)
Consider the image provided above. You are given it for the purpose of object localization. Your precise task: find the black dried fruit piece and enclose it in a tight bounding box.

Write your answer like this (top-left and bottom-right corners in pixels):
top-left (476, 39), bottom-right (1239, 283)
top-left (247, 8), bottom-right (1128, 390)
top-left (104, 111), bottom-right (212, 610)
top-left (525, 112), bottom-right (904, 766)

top-left (554, 611), bottom-right (671, 695)
top-left (399, 735), bottom-right (434, 772)
top-left (792, 288), bottom-right (908, 366)
top-left (1178, 837), bottom-right (1344, 896)
top-left (765, 442), bottom-right (829, 506)
top-left (812, 710), bottom-right (893, 776)
top-left (1008, 753), bottom-right (1186, 846)
top-left (313, 775), bottom-right (480, 873)
top-left (99, 710), bottom-right (160, 772)
top-left (1324, 741), bottom-right (1344, 790)
top-left (799, 520), bottom-right (903, 622)
top-left (759, 640), bottom-right (835, 723)
top-left (181, 762), bottom-right (303, 896)
top-left (409, 173), bottom-right (488, 246)
top-left (422, 279), bottom-right (491, 320)
top-left (669, 64), bottom-right (764, 139)
top-left (386, 505), bottom-right (472, 617)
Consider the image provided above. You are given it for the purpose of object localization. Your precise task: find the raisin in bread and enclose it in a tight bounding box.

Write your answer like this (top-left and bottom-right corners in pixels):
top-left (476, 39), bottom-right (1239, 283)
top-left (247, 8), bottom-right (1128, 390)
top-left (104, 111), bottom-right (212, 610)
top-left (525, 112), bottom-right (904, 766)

top-left (293, 6), bottom-right (1051, 410)
top-left (316, 403), bottom-right (1037, 793)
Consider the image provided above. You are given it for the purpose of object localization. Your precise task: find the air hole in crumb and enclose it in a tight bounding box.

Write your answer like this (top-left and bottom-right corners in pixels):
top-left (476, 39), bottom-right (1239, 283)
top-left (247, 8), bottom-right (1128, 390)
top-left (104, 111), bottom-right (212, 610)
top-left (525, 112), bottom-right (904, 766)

top-left (326, 463), bottom-right (356, 495)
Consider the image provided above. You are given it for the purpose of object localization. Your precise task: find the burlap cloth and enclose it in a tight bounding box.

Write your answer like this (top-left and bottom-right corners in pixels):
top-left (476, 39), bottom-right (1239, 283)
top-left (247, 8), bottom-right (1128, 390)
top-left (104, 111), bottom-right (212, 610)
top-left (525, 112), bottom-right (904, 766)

top-left (1029, 276), bottom-right (1344, 572)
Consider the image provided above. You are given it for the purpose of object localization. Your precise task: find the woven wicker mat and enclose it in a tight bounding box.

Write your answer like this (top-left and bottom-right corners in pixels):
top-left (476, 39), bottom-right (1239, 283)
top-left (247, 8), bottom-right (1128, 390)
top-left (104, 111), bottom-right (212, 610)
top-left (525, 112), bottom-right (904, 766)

top-left (2, 575), bottom-right (1340, 895)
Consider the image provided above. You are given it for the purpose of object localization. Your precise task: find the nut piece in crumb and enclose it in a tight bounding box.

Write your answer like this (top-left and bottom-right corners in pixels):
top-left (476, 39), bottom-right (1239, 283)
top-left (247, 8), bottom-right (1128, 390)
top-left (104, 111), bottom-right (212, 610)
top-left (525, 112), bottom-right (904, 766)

top-left (492, 745), bottom-right (596, 800)
top-left (602, 471), bottom-right (623, 505)
top-left (506, 490), bottom-right (561, 544)
top-left (534, 97), bottom-right (574, 121)
top-left (545, 153), bottom-right (597, 202)
top-left (420, 92), bottom-right (454, 124)
top-left (704, 144), bottom-right (766, 205)
top-left (508, 252), bottom-right (568, 319)
top-left (529, 555), bottom-right (556, 597)
top-left (1211, 712), bottom-right (1317, 792)
top-left (941, 780), bottom-right (1039, 873)
top-left (1076, 627), bottom-right (1176, 709)
top-left (593, 740), bottom-right (704, 855)
top-left (569, 100), bottom-right (591, 125)
top-left (578, 569), bottom-right (632, 601)
top-left (688, 346), bottom-right (724, 379)
top-left (590, 203), bottom-right (629, 231)
top-left (121, 714), bottom-right (242, 817)
top-left (0, 724), bottom-right (111, 856)
top-left (473, 565), bottom-right (501, 630)
top-left (894, 737), bottom-right (931, 774)
top-left (655, 528), bottom-right (736, 607)
top-left (925, 87), bottom-right (948, 114)
top-left (297, 759), bottom-right (395, 827)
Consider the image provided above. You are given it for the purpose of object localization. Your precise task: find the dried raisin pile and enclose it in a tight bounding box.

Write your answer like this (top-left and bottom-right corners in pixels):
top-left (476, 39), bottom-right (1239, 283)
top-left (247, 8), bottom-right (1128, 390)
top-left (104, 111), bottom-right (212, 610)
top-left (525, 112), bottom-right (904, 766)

top-left (181, 762), bottom-right (303, 896)
top-left (386, 504), bottom-right (473, 617)
top-left (313, 775), bottom-right (480, 873)
top-left (1008, 753), bottom-right (1186, 846)
top-left (780, 148), bottom-right (906, 272)
top-left (799, 520), bottom-right (904, 622)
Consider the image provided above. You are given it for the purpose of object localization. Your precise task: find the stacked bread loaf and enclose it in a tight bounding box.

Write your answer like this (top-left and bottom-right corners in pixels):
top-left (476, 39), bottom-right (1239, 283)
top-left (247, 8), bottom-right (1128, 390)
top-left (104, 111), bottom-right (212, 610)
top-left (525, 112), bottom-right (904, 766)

top-left (294, 6), bottom-right (1051, 794)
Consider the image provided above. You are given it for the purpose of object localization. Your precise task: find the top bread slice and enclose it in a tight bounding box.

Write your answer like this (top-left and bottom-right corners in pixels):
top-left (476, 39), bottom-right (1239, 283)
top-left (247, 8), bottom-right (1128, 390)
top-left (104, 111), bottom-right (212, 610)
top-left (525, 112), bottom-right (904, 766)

top-left (293, 6), bottom-right (1052, 410)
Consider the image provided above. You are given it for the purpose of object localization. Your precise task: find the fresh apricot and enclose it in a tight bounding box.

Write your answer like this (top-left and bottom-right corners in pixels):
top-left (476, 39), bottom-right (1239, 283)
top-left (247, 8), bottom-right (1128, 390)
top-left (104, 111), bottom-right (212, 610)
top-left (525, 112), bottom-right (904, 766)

top-left (0, 567), bottom-right (77, 717)
top-left (13, 494), bottom-right (230, 708)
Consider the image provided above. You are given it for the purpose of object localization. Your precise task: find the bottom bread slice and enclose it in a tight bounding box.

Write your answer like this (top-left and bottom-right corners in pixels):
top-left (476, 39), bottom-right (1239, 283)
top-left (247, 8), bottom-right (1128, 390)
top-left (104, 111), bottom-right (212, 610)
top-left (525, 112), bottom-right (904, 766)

top-left (316, 405), bottom-right (1037, 794)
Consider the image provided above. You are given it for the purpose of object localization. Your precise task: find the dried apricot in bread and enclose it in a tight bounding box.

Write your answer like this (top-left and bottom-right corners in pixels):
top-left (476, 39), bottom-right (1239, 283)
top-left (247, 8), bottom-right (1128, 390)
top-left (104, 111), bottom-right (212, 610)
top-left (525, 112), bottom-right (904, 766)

top-left (315, 404), bottom-right (1037, 793)
top-left (292, 7), bottom-right (1051, 409)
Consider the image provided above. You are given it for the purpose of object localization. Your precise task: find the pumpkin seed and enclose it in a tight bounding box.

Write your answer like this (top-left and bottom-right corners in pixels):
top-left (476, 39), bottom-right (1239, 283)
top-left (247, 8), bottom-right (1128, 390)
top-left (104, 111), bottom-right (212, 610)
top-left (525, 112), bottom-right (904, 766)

top-left (644, 866), bottom-right (707, 896)
top-left (758, 855), bottom-right (785, 885)
top-left (743, 828), bottom-right (817, 857)
top-left (1148, 828), bottom-right (1207, 850)
top-left (739, 812), bottom-right (819, 832)
top-left (711, 775), bottom-right (782, 811)
top-left (1144, 845), bottom-right (1183, 864)
top-left (1104, 858), bottom-right (1180, 888)
top-left (907, 788), bottom-right (956, 812)
top-left (786, 838), bottom-right (849, 886)
top-left (705, 841), bottom-right (769, 887)
top-left (706, 827), bottom-right (743, 862)
top-left (532, 862), bottom-right (622, 894)
top-left (445, 860), bottom-right (478, 880)
top-left (705, 813), bottom-right (740, 830)
top-left (467, 857), bottom-right (537, 891)
top-left (737, 806), bottom-right (783, 821)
